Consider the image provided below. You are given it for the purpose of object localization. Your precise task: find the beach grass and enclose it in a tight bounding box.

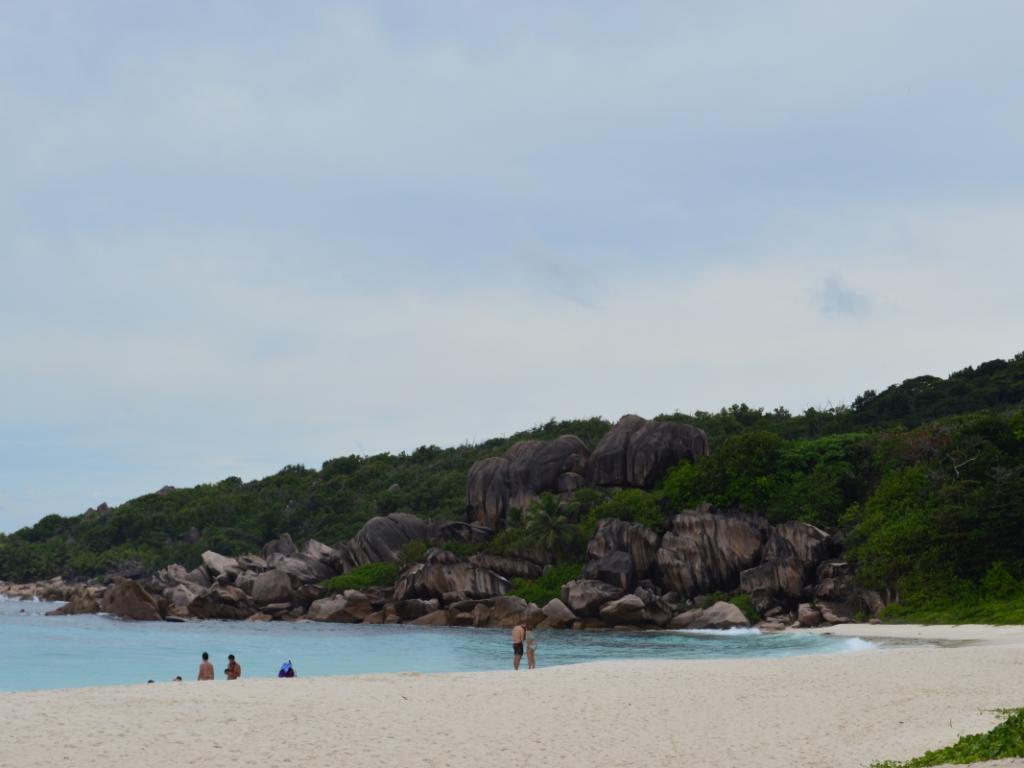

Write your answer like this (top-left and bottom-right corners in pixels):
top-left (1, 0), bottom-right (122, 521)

top-left (871, 708), bottom-right (1024, 767)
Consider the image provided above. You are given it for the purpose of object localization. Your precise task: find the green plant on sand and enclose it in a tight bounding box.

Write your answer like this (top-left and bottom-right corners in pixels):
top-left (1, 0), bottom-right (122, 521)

top-left (871, 708), bottom-right (1024, 767)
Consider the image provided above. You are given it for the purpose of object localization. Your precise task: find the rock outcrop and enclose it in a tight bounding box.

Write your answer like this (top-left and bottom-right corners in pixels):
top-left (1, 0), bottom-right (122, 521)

top-left (263, 533), bottom-right (297, 559)
top-left (465, 457), bottom-right (516, 529)
top-left (669, 601), bottom-right (749, 629)
top-left (656, 508), bottom-right (765, 596)
top-left (560, 579), bottom-right (624, 617)
top-left (587, 415), bottom-right (648, 486)
top-left (586, 517), bottom-right (659, 581)
top-left (201, 551), bottom-right (241, 581)
top-left (763, 522), bottom-right (831, 574)
top-left (598, 594), bottom-right (648, 624)
top-left (251, 569), bottom-right (296, 606)
top-left (102, 580), bottom-right (162, 621)
top-left (466, 415), bottom-right (707, 527)
top-left (392, 563), bottom-right (511, 602)
top-left (626, 419), bottom-right (709, 488)
top-left (46, 586), bottom-right (101, 616)
top-left (307, 591), bottom-right (373, 623)
top-left (338, 513), bottom-right (433, 570)
top-left (739, 558), bottom-right (804, 600)
top-left (466, 437), bottom-right (590, 528)
top-left (187, 585), bottom-right (253, 620)
top-left (541, 598), bottom-right (577, 627)
top-left (582, 551), bottom-right (637, 592)
top-left (267, 555), bottom-right (334, 584)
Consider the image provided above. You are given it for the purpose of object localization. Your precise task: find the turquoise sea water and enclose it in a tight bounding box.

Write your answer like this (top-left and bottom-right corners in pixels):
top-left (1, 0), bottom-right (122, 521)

top-left (0, 597), bottom-right (877, 693)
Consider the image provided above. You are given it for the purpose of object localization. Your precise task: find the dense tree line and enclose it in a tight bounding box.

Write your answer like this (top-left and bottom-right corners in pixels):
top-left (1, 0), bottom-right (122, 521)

top-left (2, 353), bottom-right (1023, 624)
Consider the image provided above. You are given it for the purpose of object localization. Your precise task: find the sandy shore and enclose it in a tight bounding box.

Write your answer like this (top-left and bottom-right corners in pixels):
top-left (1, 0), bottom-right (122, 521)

top-left (3, 625), bottom-right (1024, 768)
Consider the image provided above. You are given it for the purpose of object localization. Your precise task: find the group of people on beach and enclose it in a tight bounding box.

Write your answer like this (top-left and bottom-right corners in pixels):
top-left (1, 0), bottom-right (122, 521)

top-left (511, 622), bottom-right (537, 670)
top-left (196, 651), bottom-right (241, 680)
top-left (196, 651), bottom-right (243, 680)
top-left (194, 652), bottom-right (294, 680)
top-left (161, 627), bottom-right (536, 684)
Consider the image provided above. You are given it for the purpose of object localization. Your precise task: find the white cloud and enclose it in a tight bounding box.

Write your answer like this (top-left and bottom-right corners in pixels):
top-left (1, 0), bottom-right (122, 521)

top-left (1, 2), bottom-right (1023, 530)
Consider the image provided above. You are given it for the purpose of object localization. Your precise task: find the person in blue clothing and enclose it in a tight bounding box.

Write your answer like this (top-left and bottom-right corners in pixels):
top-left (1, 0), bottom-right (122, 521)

top-left (278, 660), bottom-right (296, 678)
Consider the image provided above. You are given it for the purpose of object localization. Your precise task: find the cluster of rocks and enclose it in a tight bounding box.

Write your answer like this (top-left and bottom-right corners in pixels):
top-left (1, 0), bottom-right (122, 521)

top-left (3, 415), bottom-right (881, 631)
top-left (5, 504), bottom-right (880, 632)
top-left (467, 414), bottom-right (709, 528)
top-left (576, 505), bottom-right (880, 628)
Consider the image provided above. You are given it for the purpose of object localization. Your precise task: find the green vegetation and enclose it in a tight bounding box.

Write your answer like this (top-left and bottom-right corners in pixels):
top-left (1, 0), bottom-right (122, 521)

top-left (582, 488), bottom-right (664, 535)
top-left (2, 353), bottom-right (1023, 632)
top-left (0, 418), bottom-right (611, 582)
top-left (509, 563), bottom-right (583, 606)
top-left (872, 709), bottom-right (1024, 767)
top-left (660, 431), bottom-right (868, 527)
top-left (320, 562), bottom-right (399, 594)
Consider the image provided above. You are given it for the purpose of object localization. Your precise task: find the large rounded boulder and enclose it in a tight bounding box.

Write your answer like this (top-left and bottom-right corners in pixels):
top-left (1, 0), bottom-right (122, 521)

top-left (467, 436), bottom-right (590, 527)
top-left (393, 563), bottom-right (511, 602)
top-left (251, 568), bottom-right (296, 606)
top-left (102, 580), bottom-right (162, 621)
top-left (626, 420), bottom-right (709, 488)
top-left (588, 414), bottom-right (647, 487)
top-left (521, 436), bottom-right (589, 493)
top-left (586, 517), bottom-right (660, 580)
top-left (656, 508), bottom-right (765, 596)
top-left (560, 579), bottom-right (624, 617)
top-left (466, 457), bottom-right (516, 529)
top-left (338, 513), bottom-right (433, 569)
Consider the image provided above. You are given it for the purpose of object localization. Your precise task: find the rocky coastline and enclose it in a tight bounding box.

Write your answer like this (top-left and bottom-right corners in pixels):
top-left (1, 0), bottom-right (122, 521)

top-left (1, 414), bottom-right (883, 632)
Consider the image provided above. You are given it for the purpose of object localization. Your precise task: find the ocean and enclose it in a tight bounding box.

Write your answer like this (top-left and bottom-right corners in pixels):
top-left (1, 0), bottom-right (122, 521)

top-left (0, 596), bottom-right (877, 692)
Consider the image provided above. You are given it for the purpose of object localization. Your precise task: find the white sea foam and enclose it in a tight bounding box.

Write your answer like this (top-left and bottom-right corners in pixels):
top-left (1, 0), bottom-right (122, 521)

top-left (838, 637), bottom-right (878, 652)
top-left (675, 627), bottom-right (763, 636)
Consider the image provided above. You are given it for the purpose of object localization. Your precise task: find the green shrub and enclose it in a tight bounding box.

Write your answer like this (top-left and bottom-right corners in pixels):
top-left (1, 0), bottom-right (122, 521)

top-left (582, 488), bottom-right (663, 537)
top-left (872, 708), bottom-right (1024, 767)
top-left (398, 540), bottom-right (429, 567)
top-left (321, 562), bottom-right (399, 593)
top-left (728, 593), bottom-right (761, 624)
top-left (508, 563), bottom-right (582, 606)
top-left (982, 561), bottom-right (1020, 600)
top-left (439, 540), bottom-right (479, 558)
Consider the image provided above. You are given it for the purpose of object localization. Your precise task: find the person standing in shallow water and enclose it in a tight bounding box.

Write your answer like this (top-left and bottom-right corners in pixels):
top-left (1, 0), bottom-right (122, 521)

top-left (225, 654), bottom-right (241, 680)
top-left (512, 622), bottom-right (526, 670)
top-left (197, 651), bottom-right (214, 681)
top-left (525, 626), bottom-right (537, 670)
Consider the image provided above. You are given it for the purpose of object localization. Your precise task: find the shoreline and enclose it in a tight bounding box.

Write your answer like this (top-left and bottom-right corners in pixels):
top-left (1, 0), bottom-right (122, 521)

top-left (3, 624), bottom-right (1023, 768)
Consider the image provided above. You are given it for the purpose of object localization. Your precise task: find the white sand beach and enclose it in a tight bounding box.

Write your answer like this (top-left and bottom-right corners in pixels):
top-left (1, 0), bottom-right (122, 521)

top-left (3, 625), bottom-right (1023, 768)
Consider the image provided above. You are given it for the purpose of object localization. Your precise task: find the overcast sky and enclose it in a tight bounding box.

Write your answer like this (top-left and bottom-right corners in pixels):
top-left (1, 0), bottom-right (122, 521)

top-left (2, 1), bottom-right (1023, 532)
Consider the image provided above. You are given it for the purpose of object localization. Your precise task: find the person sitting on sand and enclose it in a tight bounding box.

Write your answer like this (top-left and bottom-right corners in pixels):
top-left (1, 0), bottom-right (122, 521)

top-left (225, 654), bottom-right (241, 680)
top-left (526, 626), bottom-right (537, 670)
top-left (278, 660), bottom-right (295, 678)
top-left (512, 622), bottom-right (526, 670)
top-left (198, 651), bottom-right (214, 681)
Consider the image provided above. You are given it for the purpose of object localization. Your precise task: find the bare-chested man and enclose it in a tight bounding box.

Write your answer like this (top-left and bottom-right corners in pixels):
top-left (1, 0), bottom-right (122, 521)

top-left (511, 622), bottom-right (526, 670)
top-left (197, 651), bottom-right (214, 681)
top-left (225, 654), bottom-right (241, 680)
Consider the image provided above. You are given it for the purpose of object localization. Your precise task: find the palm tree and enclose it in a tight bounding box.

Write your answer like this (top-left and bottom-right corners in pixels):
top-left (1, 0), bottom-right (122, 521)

top-left (524, 493), bottom-right (583, 562)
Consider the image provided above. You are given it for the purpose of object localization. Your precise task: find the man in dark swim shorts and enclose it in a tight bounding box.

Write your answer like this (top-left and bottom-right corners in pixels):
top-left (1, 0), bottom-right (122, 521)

top-left (512, 622), bottom-right (526, 670)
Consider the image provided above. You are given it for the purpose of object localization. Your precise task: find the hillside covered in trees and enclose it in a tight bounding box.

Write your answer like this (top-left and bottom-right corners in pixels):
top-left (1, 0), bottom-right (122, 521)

top-left (2, 352), bottom-right (1023, 621)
